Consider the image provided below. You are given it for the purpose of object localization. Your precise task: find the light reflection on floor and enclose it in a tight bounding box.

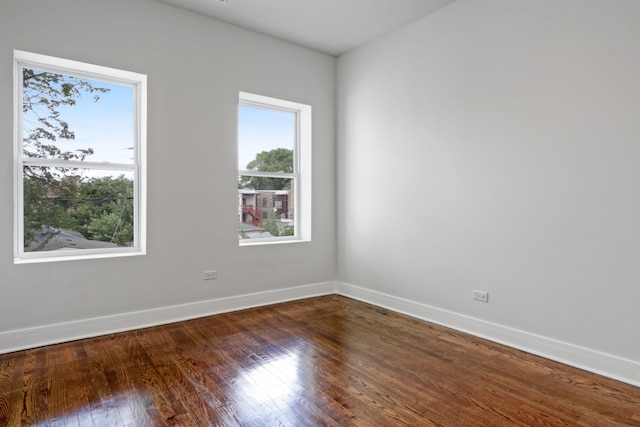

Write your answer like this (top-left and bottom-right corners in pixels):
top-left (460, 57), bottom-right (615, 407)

top-left (27, 350), bottom-right (308, 425)
top-left (29, 395), bottom-right (139, 426)
top-left (233, 349), bottom-right (304, 421)
top-left (242, 352), bottom-right (300, 401)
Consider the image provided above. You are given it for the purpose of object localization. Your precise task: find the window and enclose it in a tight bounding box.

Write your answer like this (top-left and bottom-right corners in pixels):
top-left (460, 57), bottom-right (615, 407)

top-left (238, 92), bottom-right (311, 243)
top-left (14, 50), bottom-right (146, 263)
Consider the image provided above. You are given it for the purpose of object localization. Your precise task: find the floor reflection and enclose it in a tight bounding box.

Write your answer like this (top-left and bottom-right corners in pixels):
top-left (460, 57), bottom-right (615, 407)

top-left (242, 352), bottom-right (300, 401)
top-left (30, 392), bottom-right (141, 426)
top-left (232, 348), bottom-right (305, 422)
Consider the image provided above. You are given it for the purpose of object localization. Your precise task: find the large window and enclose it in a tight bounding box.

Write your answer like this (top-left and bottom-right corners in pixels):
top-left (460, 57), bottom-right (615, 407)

top-left (238, 92), bottom-right (311, 243)
top-left (14, 51), bottom-right (147, 263)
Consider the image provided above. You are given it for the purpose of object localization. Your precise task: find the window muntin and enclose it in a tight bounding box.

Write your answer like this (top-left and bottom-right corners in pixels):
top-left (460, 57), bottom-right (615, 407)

top-left (238, 93), bottom-right (311, 244)
top-left (14, 50), bottom-right (146, 263)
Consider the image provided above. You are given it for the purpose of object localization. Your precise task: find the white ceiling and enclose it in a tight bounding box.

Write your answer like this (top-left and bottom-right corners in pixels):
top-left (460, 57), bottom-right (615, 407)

top-left (159, 0), bottom-right (458, 56)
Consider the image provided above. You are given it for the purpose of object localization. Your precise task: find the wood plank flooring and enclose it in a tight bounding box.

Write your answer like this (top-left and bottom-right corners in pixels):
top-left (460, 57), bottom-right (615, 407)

top-left (1, 295), bottom-right (639, 426)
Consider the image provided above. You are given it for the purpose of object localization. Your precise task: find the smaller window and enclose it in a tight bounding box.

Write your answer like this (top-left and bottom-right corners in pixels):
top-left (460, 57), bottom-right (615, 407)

top-left (237, 92), bottom-right (311, 244)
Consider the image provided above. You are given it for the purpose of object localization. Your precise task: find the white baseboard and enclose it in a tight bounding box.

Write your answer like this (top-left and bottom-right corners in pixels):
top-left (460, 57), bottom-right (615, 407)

top-left (336, 282), bottom-right (640, 388)
top-left (0, 281), bottom-right (337, 355)
top-left (2, 280), bottom-right (638, 389)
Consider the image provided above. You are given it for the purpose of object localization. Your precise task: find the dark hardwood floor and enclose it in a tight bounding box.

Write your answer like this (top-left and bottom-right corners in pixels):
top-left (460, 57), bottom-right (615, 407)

top-left (1, 295), bottom-right (639, 426)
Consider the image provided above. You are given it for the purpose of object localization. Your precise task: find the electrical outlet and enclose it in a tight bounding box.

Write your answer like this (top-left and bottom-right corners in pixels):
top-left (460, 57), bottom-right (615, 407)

top-left (204, 270), bottom-right (217, 280)
top-left (473, 290), bottom-right (489, 303)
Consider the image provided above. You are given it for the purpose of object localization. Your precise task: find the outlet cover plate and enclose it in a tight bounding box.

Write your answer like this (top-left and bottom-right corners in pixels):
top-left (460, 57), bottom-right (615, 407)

top-left (473, 290), bottom-right (489, 302)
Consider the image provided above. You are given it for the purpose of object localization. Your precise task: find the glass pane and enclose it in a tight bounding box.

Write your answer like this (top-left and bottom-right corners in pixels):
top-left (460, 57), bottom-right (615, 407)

top-left (238, 176), bottom-right (294, 240)
top-left (238, 105), bottom-right (295, 171)
top-left (22, 68), bottom-right (134, 164)
top-left (23, 167), bottom-right (135, 252)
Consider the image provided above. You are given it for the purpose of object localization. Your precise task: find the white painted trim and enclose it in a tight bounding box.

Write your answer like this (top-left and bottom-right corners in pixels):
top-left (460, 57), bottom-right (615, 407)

top-left (0, 281), bottom-right (336, 354)
top-left (2, 280), bottom-right (638, 388)
top-left (237, 91), bottom-right (312, 244)
top-left (336, 282), bottom-right (640, 388)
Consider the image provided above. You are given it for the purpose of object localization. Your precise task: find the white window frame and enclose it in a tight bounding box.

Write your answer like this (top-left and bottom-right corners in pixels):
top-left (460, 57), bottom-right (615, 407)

top-left (238, 92), bottom-right (311, 245)
top-left (13, 50), bottom-right (147, 263)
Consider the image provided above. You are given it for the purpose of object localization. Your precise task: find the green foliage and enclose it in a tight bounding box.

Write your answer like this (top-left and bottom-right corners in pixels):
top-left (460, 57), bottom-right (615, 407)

top-left (281, 226), bottom-right (295, 237)
top-left (245, 148), bottom-right (293, 172)
top-left (87, 211), bottom-right (133, 247)
top-left (23, 175), bottom-right (135, 250)
top-left (22, 68), bottom-right (108, 167)
top-left (260, 220), bottom-right (294, 237)
top-left (23, 171), bottom-right (83, 247)
top-left (20, 68), bottom-right (130, 250)
top-left (239, 148), bottom-right (293, 190)
top-left (73, 176), bottom-right (134, 246)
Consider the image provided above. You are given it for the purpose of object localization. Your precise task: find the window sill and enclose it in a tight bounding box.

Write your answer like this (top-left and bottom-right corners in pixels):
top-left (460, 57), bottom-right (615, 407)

top-left (239, 237), bottom-right (310, 247)
top-left (14, 249), bottom-right (145, 264)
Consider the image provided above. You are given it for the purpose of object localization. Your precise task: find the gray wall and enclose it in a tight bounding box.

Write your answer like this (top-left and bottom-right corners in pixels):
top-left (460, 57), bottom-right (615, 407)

top-left (338, 0), bottom-right (640, 364)
top-left (0, 0), bottom-right (336, 337)
top-left (3, 0), bottom-right (639, 386)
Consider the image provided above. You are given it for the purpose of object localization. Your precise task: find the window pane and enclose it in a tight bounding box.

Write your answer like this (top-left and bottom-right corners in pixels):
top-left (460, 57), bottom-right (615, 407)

top-left (238, 177), bottom-right (294, 239)
top-left (238, 105), bottom-right (295, 171)
top-left (22, 68), bottom-right (134, 164)
top-left (23, 167), bottom-right (135, 252)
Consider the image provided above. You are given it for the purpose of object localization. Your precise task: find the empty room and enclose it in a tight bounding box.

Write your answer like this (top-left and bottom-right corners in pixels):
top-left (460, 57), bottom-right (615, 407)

top-left (1, 0), bottom-right (639, 425)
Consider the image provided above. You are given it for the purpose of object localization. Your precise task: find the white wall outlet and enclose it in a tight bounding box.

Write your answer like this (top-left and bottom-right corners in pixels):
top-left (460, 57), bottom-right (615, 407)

top-left (204, 270), bottom-right (217, 280)
top-left (473, 290), bottom-right (489, 302)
